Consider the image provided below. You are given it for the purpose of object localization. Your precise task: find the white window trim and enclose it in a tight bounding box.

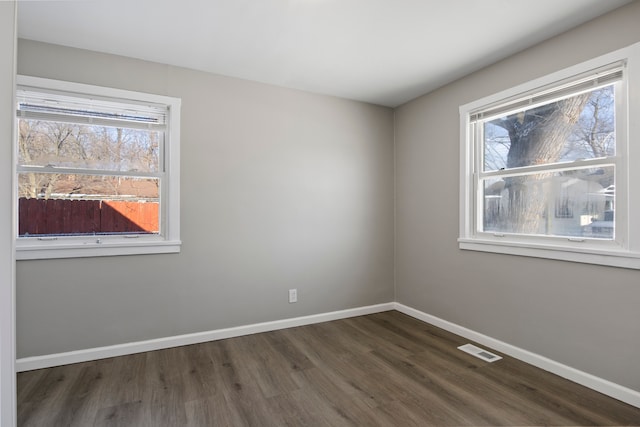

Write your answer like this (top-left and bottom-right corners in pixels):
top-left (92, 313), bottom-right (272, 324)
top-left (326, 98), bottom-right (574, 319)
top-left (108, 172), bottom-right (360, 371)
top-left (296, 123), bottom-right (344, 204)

top-left (15, 76), bottom-right (181, 260)
top-left (459, 41), bottom-right (640, 269)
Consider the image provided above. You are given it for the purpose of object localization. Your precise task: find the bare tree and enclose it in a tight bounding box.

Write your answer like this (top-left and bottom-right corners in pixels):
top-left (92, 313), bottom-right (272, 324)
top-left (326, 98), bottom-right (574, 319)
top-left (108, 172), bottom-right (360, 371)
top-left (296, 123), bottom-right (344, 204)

top-left (571, 87), bottom-right (615, 159)
top-left (18, 120), bottom-right (39, 198)
top-left (18, 119), bottom-right (160, 199)
top-left (491, 94), bottom-right (591, 233)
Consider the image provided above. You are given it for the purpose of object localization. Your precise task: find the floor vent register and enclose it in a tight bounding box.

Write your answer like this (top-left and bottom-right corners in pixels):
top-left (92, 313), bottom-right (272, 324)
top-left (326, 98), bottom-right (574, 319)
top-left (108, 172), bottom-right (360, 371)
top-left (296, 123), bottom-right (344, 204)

top-left (457, 343), bottom-right (502, 362)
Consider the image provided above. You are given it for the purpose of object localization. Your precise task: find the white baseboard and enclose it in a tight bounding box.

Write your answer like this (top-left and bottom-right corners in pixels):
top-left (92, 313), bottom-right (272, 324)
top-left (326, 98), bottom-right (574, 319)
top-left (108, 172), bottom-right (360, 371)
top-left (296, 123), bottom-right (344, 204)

top-left (16, 301), bottom-right (640, 410)
top-left (393, 302), bottom-right (640, 409)
top-left (16, 303), bottom-right (394, 372)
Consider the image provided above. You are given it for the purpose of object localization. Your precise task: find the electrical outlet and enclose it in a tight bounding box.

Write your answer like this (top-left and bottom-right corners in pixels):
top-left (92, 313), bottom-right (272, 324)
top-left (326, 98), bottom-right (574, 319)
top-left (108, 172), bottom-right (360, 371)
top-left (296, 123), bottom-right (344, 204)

top-left (288, 288), bottom-right (297, 303)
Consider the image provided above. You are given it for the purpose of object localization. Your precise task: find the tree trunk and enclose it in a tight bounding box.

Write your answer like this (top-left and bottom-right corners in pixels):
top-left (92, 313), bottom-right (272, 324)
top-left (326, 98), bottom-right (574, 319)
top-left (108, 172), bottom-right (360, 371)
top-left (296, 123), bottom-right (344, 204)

top-left (496, 94), bottom-right (590, 233)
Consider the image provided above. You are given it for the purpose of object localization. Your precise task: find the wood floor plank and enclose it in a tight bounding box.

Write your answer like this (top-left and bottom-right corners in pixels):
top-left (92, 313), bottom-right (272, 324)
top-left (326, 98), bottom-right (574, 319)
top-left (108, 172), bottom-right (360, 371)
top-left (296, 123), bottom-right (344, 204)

top-left (17, 311), bottom-right (640, 426)
top-left (279, 327), bottom-right (382, 409)
top-left (282, 324), bottom-right (405, 408)
top-left (221, 334), bottom-right (300, 399)
top-left (369, 346), bottom-right (523, 425)
top-left (267, 387), bottom-right (353, 427)
top-left (260, 329), bottom-right (315, 372)
top-left (290, 367), bottom-right (390, 426)
top-left (205, 338), bottom-right (286, 426)
top-left (95, 353), bottom-right (146, 409)
top-left (343, 315), bottom-right (425, 356)
top-left (138, 348), bottom-right (189, 426)
top-left (48, 362), bottom-right (108, 427)
top-left (184, 392), bottom-right (247, 427)
top-left (176, 342), bottom-right (225, 403)
top-left (18, 362), bottom-right (87, 404)
top-left (478, 356), bottom-right (640, 425)
top-left (93, 400), bottom-right (144, 427)
top-left (17, 364), bottom-right (88, 427)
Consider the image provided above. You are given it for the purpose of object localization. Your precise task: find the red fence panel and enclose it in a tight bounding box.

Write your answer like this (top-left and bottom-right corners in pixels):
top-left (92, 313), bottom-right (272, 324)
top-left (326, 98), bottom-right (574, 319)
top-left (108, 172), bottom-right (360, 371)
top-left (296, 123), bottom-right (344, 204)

top-left (18, 198), bottom-right (158, 236)
top-left (101, 201), bottom-right (158, 233)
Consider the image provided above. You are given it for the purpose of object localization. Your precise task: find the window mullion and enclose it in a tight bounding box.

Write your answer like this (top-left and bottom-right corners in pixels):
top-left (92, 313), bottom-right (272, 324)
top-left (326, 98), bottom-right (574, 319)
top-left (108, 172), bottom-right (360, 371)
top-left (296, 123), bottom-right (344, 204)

top-left (18, 110), bottom-right (167, 132)
top-left (479, 158), bottom-right (616, 180)
top-left (16, 165), bottom-right (162, 179)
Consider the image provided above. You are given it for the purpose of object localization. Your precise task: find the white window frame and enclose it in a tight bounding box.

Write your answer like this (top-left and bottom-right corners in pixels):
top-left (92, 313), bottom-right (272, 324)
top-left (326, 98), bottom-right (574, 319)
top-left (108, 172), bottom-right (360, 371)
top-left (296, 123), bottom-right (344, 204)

top-left (459, 41), bottom-right (640, 269)
top-left (15, 76), bottom-right (181, 260)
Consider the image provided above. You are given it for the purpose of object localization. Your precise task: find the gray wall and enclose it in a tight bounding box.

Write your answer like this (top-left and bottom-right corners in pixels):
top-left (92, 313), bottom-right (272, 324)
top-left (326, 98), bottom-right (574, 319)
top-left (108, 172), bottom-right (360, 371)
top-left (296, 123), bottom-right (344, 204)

top-left (395, 1), bottom-right (640, 391)
top-left (16, 40), bottom-right (394, 358)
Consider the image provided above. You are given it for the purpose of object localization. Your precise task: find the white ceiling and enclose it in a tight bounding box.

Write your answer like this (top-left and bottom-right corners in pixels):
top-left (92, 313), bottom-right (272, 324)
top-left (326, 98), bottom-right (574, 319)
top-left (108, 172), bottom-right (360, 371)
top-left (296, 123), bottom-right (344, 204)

top-left (17, 0), bottom-right (633, 107)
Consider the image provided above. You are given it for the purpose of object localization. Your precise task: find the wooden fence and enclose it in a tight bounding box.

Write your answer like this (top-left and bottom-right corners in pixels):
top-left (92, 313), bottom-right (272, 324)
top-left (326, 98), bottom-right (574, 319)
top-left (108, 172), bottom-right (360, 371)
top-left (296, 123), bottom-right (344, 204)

top-left (19, 198), bottom-right (159, 236)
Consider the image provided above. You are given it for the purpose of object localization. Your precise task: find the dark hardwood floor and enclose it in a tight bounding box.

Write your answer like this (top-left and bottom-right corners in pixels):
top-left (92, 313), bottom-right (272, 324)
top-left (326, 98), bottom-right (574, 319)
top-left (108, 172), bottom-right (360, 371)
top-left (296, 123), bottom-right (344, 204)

top-left (17, 311), bottom-right (640, 426)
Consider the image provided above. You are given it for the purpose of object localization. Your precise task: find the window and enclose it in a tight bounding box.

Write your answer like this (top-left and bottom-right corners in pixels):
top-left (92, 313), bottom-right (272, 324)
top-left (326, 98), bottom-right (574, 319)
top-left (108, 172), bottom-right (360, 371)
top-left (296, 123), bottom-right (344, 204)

top-left (16, 76), bottom-right (181, 259)
top-left (459, 42), bottom-right (640, 269)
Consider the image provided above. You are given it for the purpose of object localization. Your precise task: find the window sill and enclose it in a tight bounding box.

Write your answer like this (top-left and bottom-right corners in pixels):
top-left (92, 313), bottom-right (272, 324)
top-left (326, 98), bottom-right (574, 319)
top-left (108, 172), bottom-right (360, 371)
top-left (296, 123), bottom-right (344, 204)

top-left (458, 238), bottom-right (640, 270)
top-left (16, 239), bottom-right (181, 260)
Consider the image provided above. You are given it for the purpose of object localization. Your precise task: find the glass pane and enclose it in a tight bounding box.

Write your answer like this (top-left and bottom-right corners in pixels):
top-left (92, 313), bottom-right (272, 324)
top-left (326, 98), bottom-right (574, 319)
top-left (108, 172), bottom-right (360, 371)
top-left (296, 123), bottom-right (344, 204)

top-left (482, 167), bottom-right (614, 239)
top-left (18, 119), bottom-right (161, 172)
top-left (483, 85), bottom-right (615, 171)
top-left (18, 173), bottom-right (159, 237)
